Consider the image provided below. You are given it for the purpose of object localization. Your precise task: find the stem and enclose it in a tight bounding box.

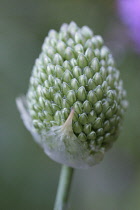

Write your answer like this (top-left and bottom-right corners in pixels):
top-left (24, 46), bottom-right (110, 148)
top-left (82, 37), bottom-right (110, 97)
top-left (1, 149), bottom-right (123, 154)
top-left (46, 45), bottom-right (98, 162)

top-left (54, 165), bottom-right (74, 210)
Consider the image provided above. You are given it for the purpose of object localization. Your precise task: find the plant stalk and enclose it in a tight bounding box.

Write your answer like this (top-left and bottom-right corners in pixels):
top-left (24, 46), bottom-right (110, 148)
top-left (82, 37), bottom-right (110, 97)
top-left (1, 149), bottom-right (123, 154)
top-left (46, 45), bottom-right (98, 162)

top-left (54, 165), bottom-right (74, 210)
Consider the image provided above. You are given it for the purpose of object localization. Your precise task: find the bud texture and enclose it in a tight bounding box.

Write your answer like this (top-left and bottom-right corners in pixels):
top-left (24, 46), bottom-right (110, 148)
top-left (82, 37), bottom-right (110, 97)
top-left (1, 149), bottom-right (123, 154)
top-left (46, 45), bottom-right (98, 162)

top-left (17, 22), bottom-right (128, 168)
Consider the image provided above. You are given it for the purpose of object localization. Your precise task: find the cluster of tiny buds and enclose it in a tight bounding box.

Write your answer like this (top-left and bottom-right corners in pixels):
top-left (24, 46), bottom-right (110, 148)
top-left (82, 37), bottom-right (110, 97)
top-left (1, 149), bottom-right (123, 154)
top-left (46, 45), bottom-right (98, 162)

top-left (27, 21), bottom-right (127, 154)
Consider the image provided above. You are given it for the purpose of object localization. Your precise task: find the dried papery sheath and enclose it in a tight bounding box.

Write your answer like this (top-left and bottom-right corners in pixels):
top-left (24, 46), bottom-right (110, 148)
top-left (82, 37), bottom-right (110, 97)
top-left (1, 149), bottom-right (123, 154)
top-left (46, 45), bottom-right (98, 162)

top-left (16, 22), bottom-right (128, 168)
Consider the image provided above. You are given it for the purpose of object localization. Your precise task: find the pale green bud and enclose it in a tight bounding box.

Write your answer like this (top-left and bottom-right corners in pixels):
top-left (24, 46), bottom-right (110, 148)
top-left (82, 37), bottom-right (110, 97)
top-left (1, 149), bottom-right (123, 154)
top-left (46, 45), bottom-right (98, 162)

top-left (87, 90), bottom-right (98, 104)
top-left (73, 101), bottom-right (83, 114)
top-left (85, 48), bottom-right (95, 62)
top-left (47, 63), bottom-right (55, 75)
top-left (70, 58), bottom-right (78, 67)
top-left (83, 66), bottom-right (94, 79)
top-left (55, 65), bottom-right (65, 78)
top-left (97, 128), bottom-right (104, 136)
top-left (102, 100), bottom-right (110, 113)
top-left (93, 72), bottom-right (103, 85)
top-left (75, 32), bottom-right (84, 44)
top-left (106, 74), bottom-right (115, 88)
top-left (103, 120), bottom-right (110, 132)
top-left (93, 117), bottom-right (103, 129)
top-left (73, 66), bottom-right (82, 78)
top-left (67, 38), bottom-right (75, 47)
top-left (53, 53), bottom-right (63, 65)
top-left (63, 61), bottom-right (71, 71)
top-left (60, 23), bottom-right (68, 32)
top-left (67, 90), bottom-right (77, 105)
top-left (94, 49), bottom-right (100, 59)
top-left (100, 66), bottom-right (107, 80)
top-left (43, 55), bottom-right (51, 65)
top-left (54, 93), bottom-right (62, 106)
top-left (87, 131), bottom-right (96, 140)
top-left (107, 56), bottom-right (115, 66)
top-left (52, 103), bottom-right (60, 113)
top-left (79, 113), bottom-right (88, 125)
top-left (62, 98), bottom-right (71, 109)
top-left (65, 47), bottom-right (75, 60)
top-left (73, 121), bottom-right (82, 134)
top-left (48, 29), bottom-right (58, 38)
top-left (87, 78), bottom-right (96, 90)
top-left (100, 46), bottom-right (110, 60)
top-left (71, 78), bottom-right (80, 90)
top-left (17, 21), bottom-right (128, 169)
top-left (78, 132), bottom-right (87, 142)
top-left (81, 26), bottom-right (93, 38)
top-left (68, 21), bottom-right (78, 35)
top-left (59, 31), bottom-right (69, 42)
top-left (95, 35), bottom-right (104, 47)
top-left (77, 86), bottom-right (87, 101)
top-left (83, 100), bottom-right (92, 113)
top-left (83, 123), bottom-right (92, 135)
top-left (54, 110), bottom-right (62, 122)
top-left (88, 110), bottom-right (97, 123)
top-left (105, 107), bottom-right (113, 118)
top-left (56, 40), bottom-right (66, 56)
top-left (49, 87), bottom-right (56, 99)
top-left (77, 54), bottom-right (88, 68)
top-left (74, 44), bottom-right (84, 54)
top-left (95, 85), bottom-right (104, 100)
top-left (54, 78), bottom-right (62, 91)
top-left (48, 75), bottom-right (55, 86)
top-left (85, 39), bottom-right (94, 49)
top-left (90, 58), bottom-right (100, 73)
top-left (94, 101), bottom-right (103, 114)
top-left (62, 108), bottom-right (70, 120)
top-left (46, 46), bottom-right (56, 58)
top-left (102, 81), bottom-right (108, 92)
top-left (63, 70), bottom-right (73, 83)
top-left (62, 82), bottom-right (71, 95)
top-left (33, 120), bottom-right (44, 129)
top-left (79, 75), bottom-right (88, 86)
top-left (45, 100), bottom-right (53, 113)
top-left (43, 111), bottom-right (53, 121)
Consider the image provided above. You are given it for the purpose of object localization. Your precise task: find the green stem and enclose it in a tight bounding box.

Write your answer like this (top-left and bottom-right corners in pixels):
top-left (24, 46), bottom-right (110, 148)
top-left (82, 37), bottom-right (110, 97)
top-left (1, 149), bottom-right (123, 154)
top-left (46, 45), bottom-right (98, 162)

top-left (54, 165), bottom-right (74, 210)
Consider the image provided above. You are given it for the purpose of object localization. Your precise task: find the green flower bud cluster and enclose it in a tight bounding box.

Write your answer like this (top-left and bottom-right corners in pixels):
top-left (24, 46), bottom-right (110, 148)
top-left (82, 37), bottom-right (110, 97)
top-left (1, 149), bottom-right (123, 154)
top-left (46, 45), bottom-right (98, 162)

top-left (17, 22), bottom-right (127, 168)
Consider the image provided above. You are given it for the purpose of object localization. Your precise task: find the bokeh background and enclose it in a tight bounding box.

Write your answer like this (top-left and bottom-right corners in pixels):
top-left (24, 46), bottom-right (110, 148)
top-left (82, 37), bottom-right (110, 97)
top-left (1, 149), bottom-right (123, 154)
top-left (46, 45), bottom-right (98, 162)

top-left (1, 0), bottom-right (140, 209)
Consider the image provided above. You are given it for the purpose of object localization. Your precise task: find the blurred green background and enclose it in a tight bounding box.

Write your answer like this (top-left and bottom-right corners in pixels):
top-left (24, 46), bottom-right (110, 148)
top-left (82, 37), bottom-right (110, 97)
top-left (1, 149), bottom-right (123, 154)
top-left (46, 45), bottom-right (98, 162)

top-left (1, 0), bottom-right (140, 209)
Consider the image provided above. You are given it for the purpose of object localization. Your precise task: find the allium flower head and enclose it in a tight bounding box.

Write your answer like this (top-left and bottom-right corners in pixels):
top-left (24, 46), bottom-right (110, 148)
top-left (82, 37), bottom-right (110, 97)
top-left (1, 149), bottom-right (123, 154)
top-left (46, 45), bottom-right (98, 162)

top-left (17, 22), bottom-right (127, 168)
